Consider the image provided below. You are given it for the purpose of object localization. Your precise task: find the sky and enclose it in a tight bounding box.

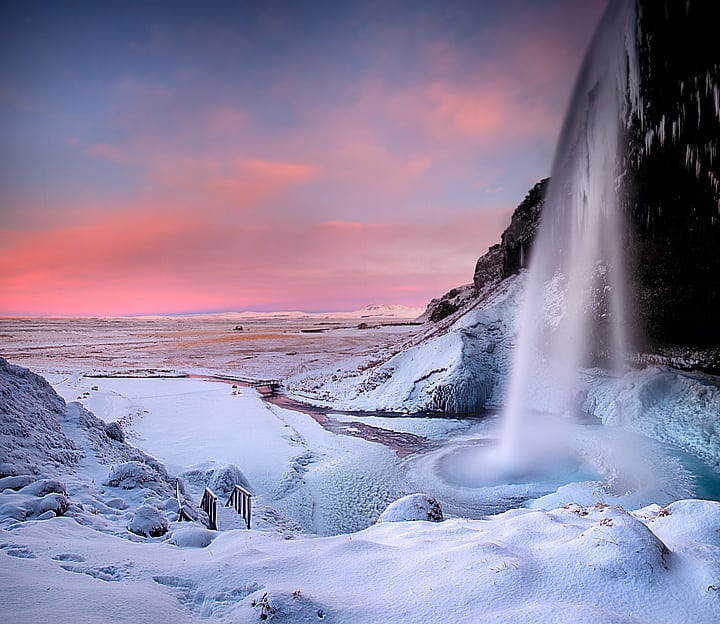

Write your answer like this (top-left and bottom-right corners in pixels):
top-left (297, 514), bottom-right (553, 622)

top-left (0, 0), bottom-right (607, 316)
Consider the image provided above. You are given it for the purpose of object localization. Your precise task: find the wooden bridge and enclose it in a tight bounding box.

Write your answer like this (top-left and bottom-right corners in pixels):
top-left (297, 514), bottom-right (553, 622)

top-left (222, 376), bottom-right (282, 391)
top-left (245, 378), bottom-right (281, 390)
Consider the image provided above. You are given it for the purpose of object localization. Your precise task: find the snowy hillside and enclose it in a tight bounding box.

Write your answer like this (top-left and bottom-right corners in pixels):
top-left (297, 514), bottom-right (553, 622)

top-left (0, 357), bottom-right (198, 528)
top-left (287, 274), bottom-right (524, 413)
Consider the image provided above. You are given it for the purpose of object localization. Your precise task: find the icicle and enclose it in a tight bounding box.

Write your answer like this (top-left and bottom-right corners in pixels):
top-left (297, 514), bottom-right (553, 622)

top-left (645, 128), bottom-right (655, 153)
top-left (623, 1), bottom-right (643, 126)
top-left (658, 114), bottom-right (666, 146)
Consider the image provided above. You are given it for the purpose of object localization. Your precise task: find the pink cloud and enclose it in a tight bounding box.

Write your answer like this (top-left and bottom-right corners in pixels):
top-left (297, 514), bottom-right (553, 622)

top-left (145, 155), bottom-right (323, 212)
top-left (87, 143), bottom-right (129, 164)
top-left (205, 106), bottom-right (248, 134)
top-left (0, 198), bottom-right (512, 315)
top-left (1, 3), bottom-right (607, 316)
top-left (238, 159), bottom-right (322, 185)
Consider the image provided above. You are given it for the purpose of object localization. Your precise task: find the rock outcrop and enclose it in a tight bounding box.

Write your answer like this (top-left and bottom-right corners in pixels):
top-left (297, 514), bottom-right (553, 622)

top-left (421, 179), bottom-right (547, 325)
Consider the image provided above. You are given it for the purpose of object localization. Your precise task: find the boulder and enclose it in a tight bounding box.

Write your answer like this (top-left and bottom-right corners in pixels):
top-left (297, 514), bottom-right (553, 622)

top-left (377, 494), bottom-right (443, 523)
top-left (127, 504), bottom-right (168, 537)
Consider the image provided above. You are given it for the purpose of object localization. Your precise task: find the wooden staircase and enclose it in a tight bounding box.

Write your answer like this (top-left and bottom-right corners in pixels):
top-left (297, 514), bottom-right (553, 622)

top-left (191, 484), bottom-right (252, 531)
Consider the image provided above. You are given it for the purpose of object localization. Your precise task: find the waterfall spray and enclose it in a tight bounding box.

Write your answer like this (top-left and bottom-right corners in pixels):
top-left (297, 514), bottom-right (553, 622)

top-left (500, 0), bottom-right (641, 464)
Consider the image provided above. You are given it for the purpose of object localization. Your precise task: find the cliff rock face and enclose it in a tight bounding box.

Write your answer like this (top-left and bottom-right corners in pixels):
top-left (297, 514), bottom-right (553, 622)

top-left (627, 0), bottom-right (720, 351)
top-left (494, 178), bottom-right (548, 282)
top-left (472, 178), bottom-right (548, 293)
top-left (419, 284), bottom-right (477, 324)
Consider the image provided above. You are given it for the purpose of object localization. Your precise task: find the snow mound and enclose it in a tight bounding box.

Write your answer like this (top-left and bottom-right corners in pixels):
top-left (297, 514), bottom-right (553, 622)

top-left (0, 476), bottom-right (70, 522)
top-left (562, 506), bottom-right (670, 578)
top-left (168, 526), bottom-right (217, 548)
top-left (179, 463), bottom-right (252, 502)
top-left (127, 504), bottom-right (169, 537)
top-left (0, 474), bottom-right (38, 491)
top-left (103, 420), bottom-right (125, 442)
top-left (0, 490), bottom-right (69, 521)
top-left (207, 464), bottom-right (252, 498)
top-left (377, 493), bottom-right (443, 523)
top-left (645, 498), bottom-right (720, 547)
top-left (106, 461), bottom-right (166, 491)
top-left (18, 478), bottom-right (67, 497)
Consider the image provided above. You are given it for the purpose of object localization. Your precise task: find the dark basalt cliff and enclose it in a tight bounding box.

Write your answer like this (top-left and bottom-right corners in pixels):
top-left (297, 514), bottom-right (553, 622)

top-left (627, 0), bottom-right (720, 350)
top-left (471, 177), bottom-right (548, 293)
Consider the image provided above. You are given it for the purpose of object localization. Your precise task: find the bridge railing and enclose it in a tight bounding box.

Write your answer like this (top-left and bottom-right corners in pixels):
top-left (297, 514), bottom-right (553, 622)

top-left (248, 379), bottom-right (281, 390)
top-left (176, 481), bottom-right (193, 522)
top-left (226, 485), bottom-right (252, 529)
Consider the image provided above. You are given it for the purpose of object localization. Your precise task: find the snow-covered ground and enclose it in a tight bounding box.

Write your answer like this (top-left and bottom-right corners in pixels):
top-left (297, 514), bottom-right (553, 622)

top-left (2, 310), bottom-right (720, 623)
top-left (0, 310), bottom-right (422, 381)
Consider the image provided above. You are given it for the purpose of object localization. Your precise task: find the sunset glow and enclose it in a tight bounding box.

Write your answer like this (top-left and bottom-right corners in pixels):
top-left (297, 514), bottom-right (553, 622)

top-left (0, 0), bottom-right (607, 315)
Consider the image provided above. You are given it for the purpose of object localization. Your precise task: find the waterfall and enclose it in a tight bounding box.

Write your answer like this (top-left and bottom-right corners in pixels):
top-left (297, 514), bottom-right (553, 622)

top-left (500, 0), bottom-right (641, 463)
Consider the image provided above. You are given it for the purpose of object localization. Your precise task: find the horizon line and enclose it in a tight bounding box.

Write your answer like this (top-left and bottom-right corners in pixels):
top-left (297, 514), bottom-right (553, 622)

top-left (0, 303), bottom-right (428, 320)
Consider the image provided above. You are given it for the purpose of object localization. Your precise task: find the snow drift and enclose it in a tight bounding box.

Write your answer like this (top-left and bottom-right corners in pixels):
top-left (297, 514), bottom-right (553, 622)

top-left (2, 360), bottom-right (720, 623)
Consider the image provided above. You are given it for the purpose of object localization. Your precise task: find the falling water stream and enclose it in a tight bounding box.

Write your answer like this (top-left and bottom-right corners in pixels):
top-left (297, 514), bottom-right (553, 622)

top-left (498, 0), bottom-right (641, 468)
top-left (433, 0), bottom-right (650, 495)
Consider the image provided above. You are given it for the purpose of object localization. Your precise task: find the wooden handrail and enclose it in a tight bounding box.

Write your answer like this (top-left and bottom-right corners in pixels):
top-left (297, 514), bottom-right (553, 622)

top-left (226, 485), bottom-right (252, 529)
top-left (200, 487), bottom-right (218, 530)
top-left (176, 480), bottom-right (193, 522)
